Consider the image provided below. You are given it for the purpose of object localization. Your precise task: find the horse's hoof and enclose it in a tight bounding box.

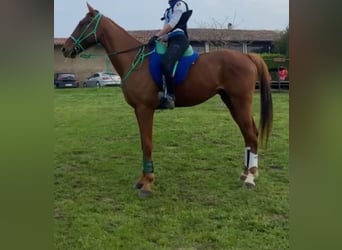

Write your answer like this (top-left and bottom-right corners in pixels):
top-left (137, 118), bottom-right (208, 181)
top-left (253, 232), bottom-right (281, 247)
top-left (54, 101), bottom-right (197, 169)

top-left (244, 173), bottom-right (256, 189)
top-left (134, 182), bottom-right (143, 189)
top-left (139, 190), bottom-right (152, 198)
top-left (244, 181), bottom-right (256, 189)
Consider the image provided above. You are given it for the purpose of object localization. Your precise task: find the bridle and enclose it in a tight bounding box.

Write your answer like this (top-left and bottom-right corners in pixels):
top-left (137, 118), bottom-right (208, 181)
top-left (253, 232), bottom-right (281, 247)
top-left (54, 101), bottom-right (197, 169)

top-left (69, 11), bottom-right (154, 82)
top-left (69, 12), bottom-right (102, 54)
top-left (69, 11), bottom-right (148, 57)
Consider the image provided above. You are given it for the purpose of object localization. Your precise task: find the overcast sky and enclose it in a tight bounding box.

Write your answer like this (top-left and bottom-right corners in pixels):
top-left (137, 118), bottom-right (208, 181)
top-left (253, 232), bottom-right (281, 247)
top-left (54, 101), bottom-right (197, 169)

top-left (54, 0), bottom-right (289, 38)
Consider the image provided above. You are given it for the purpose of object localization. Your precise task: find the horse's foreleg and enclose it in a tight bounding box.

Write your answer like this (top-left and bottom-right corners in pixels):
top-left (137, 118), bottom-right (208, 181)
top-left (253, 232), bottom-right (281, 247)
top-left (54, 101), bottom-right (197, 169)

top-left (134, 106), bottom-right (155, 197)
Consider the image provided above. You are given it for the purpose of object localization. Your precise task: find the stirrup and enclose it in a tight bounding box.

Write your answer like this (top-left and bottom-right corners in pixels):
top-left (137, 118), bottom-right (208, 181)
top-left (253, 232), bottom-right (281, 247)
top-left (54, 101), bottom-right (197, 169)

top-left (157, 92), bottom-right (175, 109)
top-left (165, 95), bottom-right (175, 109)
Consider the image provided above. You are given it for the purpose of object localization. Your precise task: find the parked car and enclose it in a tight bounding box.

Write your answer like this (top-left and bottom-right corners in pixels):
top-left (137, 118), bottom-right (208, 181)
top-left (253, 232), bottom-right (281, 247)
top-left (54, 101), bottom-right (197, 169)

top-left (54, 73), bottom-right (79, 88)
top-left (83, 72), bottom-right (121, 87)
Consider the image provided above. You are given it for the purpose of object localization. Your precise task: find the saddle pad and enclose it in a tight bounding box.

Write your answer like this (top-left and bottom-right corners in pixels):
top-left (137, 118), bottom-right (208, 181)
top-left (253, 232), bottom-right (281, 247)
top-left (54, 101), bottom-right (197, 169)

top-left (149, 42), bottom-right (199, 86)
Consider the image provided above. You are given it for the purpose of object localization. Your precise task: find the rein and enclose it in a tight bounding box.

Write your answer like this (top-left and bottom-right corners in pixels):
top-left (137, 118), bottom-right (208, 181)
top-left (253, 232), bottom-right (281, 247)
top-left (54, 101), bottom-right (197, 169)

top-left (107, 44), bottom-right (147, 57)
top-left (119, 46), bottom-right (154, 82)
top-left (107, 43), bottom-right (155, 82)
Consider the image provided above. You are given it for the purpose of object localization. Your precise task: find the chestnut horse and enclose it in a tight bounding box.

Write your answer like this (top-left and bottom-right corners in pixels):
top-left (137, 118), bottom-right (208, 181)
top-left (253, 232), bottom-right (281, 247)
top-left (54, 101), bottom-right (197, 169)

top-left (62, 3), bottom-right (273, 197)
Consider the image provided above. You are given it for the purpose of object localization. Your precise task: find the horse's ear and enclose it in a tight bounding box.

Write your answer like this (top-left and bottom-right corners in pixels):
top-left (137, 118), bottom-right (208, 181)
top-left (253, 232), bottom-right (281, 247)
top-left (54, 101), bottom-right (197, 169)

top-left (87, 2), bottom-right (95, 14)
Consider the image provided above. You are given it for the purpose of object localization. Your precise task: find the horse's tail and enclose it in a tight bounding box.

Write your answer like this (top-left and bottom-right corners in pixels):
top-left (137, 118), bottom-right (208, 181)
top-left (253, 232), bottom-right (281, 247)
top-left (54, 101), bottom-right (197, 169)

top-left (247, 53), bottom-right (273, 147)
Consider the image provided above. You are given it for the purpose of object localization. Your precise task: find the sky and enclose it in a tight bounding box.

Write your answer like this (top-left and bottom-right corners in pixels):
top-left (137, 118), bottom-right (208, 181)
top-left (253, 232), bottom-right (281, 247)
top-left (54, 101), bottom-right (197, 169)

top-left (54, 0), bottom-right (289, 38)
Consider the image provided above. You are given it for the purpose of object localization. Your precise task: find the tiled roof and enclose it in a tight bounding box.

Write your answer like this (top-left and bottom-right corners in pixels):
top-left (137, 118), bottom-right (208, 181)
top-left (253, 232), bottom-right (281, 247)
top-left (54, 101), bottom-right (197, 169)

top-left (54, 28), bottom-right (281, 45)
top-left (188, 29), bottom-right (281, 42)
top-left (54, 38), bottom-right (67, 45)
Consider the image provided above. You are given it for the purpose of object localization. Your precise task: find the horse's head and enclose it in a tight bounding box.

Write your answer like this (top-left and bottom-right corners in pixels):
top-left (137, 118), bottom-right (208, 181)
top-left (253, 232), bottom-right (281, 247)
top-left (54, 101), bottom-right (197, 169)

top-left (62, 3), bottom-right (102, 58)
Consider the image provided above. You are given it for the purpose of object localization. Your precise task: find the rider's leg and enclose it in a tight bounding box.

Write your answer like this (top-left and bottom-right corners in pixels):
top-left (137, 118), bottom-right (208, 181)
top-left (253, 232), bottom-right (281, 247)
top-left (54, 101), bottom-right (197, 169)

top-left (160, 35), bottom-right (189, 107)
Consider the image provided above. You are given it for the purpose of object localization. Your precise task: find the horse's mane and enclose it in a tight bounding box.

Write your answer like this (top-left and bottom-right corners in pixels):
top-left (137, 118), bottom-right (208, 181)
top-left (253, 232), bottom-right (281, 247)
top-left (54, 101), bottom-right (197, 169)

top-left (102, 14), bottom-right (140, 43)
top-left (107, 16), bottom-right (118, 27)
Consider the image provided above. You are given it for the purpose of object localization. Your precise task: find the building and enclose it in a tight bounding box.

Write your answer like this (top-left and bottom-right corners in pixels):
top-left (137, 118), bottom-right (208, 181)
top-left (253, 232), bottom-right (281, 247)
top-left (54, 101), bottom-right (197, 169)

top-left (54, 28), bottom-right (281, 83)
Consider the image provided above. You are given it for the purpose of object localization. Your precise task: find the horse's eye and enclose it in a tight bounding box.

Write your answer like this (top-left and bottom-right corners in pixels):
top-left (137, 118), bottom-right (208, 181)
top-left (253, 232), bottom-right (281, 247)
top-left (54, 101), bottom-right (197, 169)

top-left (79, 19), bottom-right (88, 26)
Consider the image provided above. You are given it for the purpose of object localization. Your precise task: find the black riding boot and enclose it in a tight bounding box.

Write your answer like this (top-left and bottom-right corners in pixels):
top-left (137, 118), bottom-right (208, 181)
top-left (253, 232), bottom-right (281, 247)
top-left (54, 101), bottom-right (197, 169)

top-left (164, 74), bottom-right (175, 109)
top-left (157, 73), bottom-right (175, 109)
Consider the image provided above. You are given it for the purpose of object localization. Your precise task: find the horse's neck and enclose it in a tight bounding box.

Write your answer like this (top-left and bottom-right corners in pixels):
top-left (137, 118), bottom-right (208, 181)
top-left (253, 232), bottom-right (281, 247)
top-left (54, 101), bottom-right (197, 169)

top-left (99, 18), bottom-right (142, 77)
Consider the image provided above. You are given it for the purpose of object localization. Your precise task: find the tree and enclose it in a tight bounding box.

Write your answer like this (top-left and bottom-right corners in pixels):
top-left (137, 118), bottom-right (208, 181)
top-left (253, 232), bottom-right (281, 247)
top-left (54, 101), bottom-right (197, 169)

top-left (274, 25), bottom-right (289, 56)
top-left (194, 17), bottom-right (236, 48)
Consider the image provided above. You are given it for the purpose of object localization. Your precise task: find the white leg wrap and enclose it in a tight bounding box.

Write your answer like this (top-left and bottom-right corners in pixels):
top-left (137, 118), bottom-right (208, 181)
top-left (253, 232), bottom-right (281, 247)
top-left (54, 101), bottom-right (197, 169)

top-left (244, 147), bottom-right (258, 169)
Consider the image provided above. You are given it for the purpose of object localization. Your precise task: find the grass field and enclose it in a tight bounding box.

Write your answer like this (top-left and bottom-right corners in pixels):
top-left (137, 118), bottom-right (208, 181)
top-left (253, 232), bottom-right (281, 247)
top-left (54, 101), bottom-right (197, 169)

top-left (54, 88), bottom-right (289, 249)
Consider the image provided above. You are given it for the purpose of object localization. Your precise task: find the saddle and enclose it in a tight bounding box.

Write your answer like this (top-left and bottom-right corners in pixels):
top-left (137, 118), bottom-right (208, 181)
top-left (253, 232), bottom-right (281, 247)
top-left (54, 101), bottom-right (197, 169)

top-left (149, 41), bottom-right (199, 88)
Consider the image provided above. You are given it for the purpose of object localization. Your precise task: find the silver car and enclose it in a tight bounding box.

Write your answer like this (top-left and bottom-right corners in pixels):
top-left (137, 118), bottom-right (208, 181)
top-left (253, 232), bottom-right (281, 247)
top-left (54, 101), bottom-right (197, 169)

top-left (83, 72), bottom-right (121, 87)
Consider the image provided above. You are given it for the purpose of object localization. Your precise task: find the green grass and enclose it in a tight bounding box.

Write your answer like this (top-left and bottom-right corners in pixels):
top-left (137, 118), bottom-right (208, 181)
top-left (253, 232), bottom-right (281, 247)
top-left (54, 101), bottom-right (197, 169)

top-left (54, 88), bottom-right (289, 250)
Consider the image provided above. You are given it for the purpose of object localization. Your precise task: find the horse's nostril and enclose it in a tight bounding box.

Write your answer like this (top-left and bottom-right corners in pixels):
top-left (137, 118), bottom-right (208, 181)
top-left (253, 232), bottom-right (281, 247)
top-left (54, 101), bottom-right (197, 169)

top-left (61, 47), bottom-right (65, 52)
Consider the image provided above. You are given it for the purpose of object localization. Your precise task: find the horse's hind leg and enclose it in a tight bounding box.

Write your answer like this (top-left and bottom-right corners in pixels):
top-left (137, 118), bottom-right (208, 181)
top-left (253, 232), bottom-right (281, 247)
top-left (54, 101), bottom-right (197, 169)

top-left (134, 107), bottom-right (155, 198)
top-left (219, 90), bottom-right (259, 188)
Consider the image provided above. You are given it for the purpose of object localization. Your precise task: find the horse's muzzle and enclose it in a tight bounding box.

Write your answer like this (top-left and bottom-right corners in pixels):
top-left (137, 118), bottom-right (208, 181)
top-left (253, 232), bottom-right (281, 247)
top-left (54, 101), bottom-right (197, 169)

top-left (61, 46), bottom-right (78, 58)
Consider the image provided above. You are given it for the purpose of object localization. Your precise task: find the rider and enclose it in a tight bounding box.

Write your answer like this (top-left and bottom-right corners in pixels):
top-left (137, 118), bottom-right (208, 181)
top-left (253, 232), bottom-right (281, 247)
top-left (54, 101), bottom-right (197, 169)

top-left (149, 0), bottom-right (192, 109)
